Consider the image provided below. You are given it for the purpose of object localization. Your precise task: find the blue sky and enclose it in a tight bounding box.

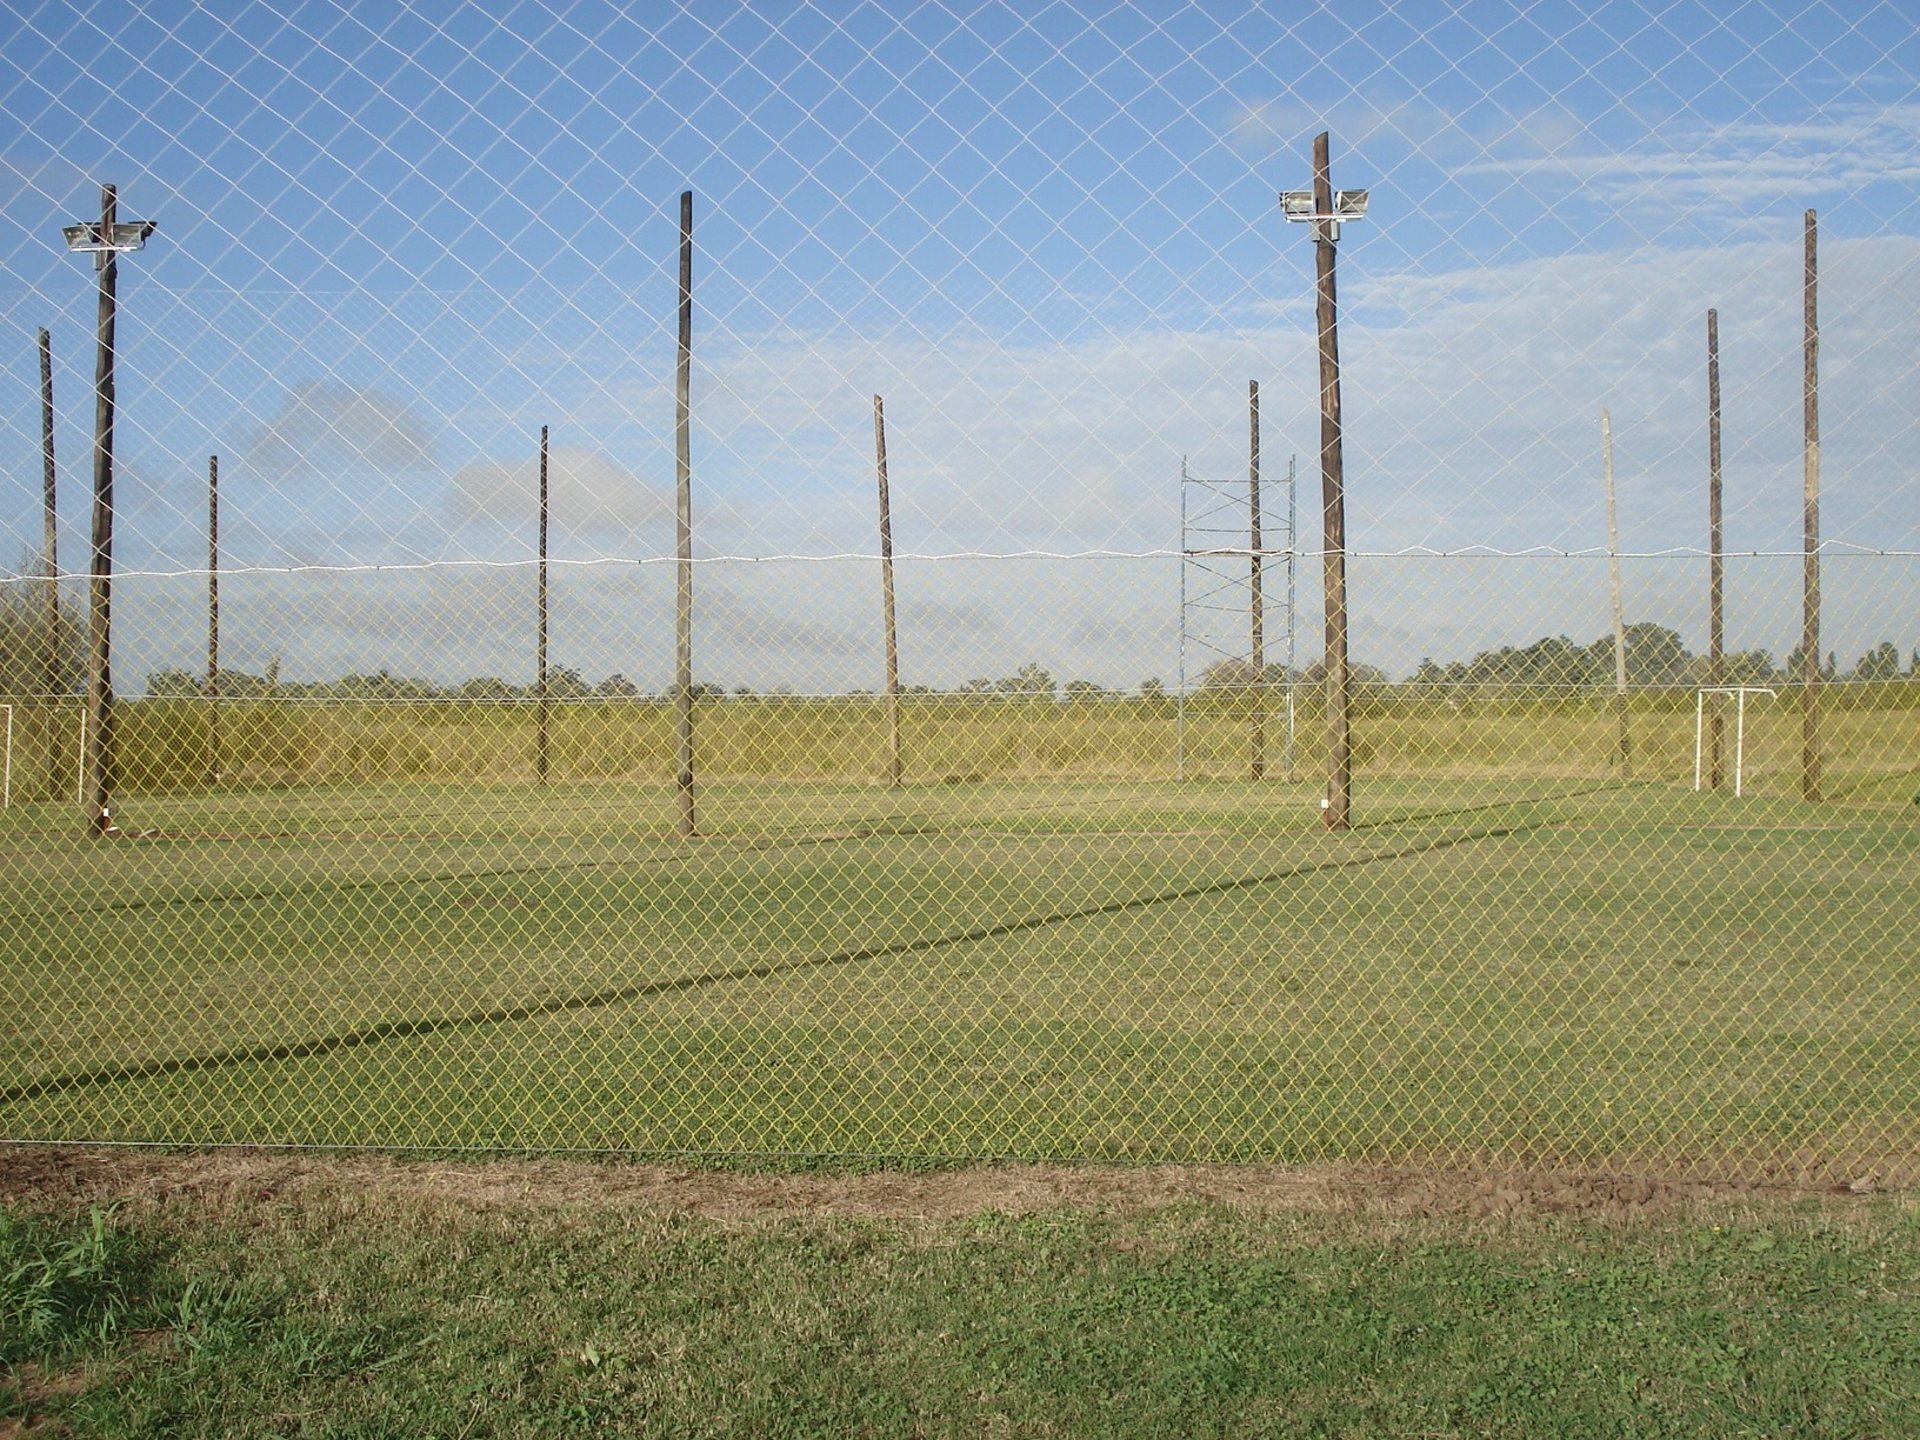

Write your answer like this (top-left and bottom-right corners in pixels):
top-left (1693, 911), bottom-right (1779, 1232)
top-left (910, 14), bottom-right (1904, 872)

top-left (2, 0), bottom-right (1916, 688)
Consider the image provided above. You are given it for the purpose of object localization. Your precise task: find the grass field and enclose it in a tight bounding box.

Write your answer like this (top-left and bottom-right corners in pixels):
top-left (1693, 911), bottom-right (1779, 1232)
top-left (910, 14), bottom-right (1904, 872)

top-left (7, 683), bottom-right (1919, 794)
top-left (6, 1159), bottom-right (1918, 1437)
top-left (4, 752), bottom-right (1917, 1179)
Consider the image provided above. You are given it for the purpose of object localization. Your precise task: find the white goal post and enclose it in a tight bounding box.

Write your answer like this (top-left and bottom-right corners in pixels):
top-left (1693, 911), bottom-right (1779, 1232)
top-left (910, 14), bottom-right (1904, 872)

top-left (1693, 687), bottom-right (1775, 797)
top-left (0, 705), bottom-right (90, 810)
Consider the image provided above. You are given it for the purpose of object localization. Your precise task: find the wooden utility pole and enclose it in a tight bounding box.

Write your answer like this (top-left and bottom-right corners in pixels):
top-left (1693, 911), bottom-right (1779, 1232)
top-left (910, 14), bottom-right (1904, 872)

top-left (1248, 380), bottom-right (1265, 781)
top-left (206, 454), bottom-right (220, 786)
top-left (537, 424), bottom-right (550, 785)
top-left (1312, 132), bottom-right (1352, 831)
top-left (1800, 208), bottom-right (1822, 803)
top-left (1705, 310), bottom-right (1725, 790)
top-left (873, 394), bottom-right (903, 787)
top-left (39, 328), bottom-right (60, 797)
top-left (83, 185), bottom-right (122, 835)
top-left (674, 190), bottom-right (697, 837)
top-left (60, 181), bottom-right (151, 833)
top-left (1603, 408), bottom-right (1630, 777)
top-left (1285, 454), bottom-right (1298, 782)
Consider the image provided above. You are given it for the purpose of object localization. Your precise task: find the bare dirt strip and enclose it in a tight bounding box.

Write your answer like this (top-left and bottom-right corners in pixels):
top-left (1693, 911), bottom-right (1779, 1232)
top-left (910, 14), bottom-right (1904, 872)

top-left (1, 1145), bottom-right (1894, 1224)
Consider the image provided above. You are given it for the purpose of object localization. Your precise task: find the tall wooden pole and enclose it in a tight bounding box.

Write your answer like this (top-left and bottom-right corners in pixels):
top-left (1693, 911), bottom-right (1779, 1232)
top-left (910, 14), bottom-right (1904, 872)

top-left (674, 190), bottom-right (697, 837)
top-left (1312, 132), bottom-right (1351, 832)
top-left (873, 394), bottom-right (903, 787)
top-left (83, 184), bottom-right (121, 836)
top-left (536, 424), bottom-right (550, 786)
top-left (1603, 408), bottom-right (1630, 777)
top-left (1800, 208), bottom-right (1822, 803)
top-left (206, 454), bottom-right (220, 787)
top-left (39, 327), bottom-right (61, 798)
top-left (1248, 379), bottom-right (1265, 781)
top-left (1285, 453), bottom-right (1298, 782)
top-left (1705, 310), bottom-right (1725, 790)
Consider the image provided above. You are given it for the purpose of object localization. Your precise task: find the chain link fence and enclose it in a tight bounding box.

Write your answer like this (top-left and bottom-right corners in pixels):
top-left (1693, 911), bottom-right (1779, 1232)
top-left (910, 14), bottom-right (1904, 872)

top-left (3, 2), bottom-right (1917, 1180)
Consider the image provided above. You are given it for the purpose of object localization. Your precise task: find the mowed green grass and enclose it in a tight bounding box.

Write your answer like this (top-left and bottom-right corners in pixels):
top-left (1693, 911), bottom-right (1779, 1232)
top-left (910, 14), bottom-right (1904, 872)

top-left (2, 775), bottom-right (1916, 1177)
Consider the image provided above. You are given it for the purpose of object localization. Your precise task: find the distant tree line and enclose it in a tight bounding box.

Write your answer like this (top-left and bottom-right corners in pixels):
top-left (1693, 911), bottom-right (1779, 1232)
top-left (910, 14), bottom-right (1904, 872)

top-left (1201, 624), bottom-right (1915, 694)
top-left (1406, 625), bottom-right (1915, 691)
top-left (141, 663), bottom-right (654, 702)
top-left (0, 602), bottom-right (1905, 703)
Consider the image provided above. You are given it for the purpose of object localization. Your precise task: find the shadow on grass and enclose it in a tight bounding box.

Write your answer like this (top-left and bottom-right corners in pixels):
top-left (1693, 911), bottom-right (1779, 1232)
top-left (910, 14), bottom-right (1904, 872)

top-left (0, 802), bottom-right (1578, 1109)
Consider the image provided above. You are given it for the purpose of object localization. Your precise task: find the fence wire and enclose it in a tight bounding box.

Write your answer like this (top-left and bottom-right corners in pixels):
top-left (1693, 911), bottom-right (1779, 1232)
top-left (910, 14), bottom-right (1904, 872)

top-left (2, 2), bottom-right (1917, 1181)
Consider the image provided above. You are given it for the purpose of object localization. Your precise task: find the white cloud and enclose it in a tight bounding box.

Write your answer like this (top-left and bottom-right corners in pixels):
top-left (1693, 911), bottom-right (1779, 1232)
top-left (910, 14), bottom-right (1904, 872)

top-left (243, 380), bottom-right (436, 482)
top-left (1457, 103), bottom-right (1920, 219)
top-left (444, 444), bottom-right (669, 545)
top-left (74, 217), bottom-right (1919, 694)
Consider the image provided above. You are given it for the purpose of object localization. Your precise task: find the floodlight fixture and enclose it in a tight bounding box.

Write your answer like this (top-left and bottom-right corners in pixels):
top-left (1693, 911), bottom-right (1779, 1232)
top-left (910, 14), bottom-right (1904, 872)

top-left (1279, 188), bottom-right (1369, 241)
top-left (61, 218), bottom-right (156, 269)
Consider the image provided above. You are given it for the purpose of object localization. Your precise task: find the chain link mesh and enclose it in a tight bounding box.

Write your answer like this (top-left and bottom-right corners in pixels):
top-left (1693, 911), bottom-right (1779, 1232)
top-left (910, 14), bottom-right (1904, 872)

top-left (3, 2), bottom-right (1916, 1181)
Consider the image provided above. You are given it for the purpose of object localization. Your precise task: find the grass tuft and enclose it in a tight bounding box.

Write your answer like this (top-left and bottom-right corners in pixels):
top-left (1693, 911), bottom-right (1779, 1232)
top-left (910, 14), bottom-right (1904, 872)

top-left (0, 1204), bottom-right (159, 1369)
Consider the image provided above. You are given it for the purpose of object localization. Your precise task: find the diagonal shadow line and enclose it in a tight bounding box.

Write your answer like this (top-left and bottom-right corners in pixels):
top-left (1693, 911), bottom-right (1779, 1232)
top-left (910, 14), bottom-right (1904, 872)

top-left (0, 813), bottom-right (1564, 1108)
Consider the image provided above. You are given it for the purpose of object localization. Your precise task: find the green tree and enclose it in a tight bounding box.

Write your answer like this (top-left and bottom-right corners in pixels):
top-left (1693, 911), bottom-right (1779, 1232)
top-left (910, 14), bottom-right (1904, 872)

top-left (996, 663), bottom-right (1056, 701)
top-left (1851, 642), bottom-right (1901, 681)
top-left (1619, 623), bottom-right (1692, 687)
top-left (1721, 650), bottom-right (1778, 686)
top-left (1298, 658), bottom-right (1389, 687)
top-left (1198, 657), bottom-right (1263, 692)
top-left (548, 666), bottom-right (591, 699)
top-left (1783, 644), bottom-right (1839, 683)
top-left (0, 559), bottom-right (82, 697)
top-left (458, 676), bottom-right (517, 700)
top-left (144, 668), bottom-right (205, 698)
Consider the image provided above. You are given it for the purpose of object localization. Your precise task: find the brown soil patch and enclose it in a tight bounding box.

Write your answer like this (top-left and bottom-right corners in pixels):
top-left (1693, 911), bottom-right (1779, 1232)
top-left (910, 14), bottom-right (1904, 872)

top-left (0, 1144), bottom-right (1878, 1225)
top-left (0, 1331), bottom-right (169, 1438)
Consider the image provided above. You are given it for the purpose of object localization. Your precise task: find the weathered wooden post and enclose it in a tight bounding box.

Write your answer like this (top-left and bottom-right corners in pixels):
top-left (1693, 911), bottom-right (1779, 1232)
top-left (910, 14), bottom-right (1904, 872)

top-left (1800, 209), bottom-right (1822, 803)
top-left (39, 328), bottom-right (61, 798)
top-left (206, 454), bottom-right (220, 786)
top-left (874, 394), bottom-right (903, 788)
top-left (1706, 310), bottom-right (1725, 790)
top-left (1249, 379), bottom-right (1265, 781)
top-left (675, 190), bottom-right (697, 837)
top-left (1604, 408), bottom-right (1630, 777)
top-left (537, 424), bottom-right (550, 785)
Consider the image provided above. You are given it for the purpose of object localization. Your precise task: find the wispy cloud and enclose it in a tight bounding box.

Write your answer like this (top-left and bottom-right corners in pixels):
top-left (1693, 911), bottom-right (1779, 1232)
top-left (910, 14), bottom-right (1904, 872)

top-left (243, 380), bottom-right (436, 482)
top-left (1457, 102), bottom-right (1920, 218)
top-left (444, 444), bottom-right (668, 545)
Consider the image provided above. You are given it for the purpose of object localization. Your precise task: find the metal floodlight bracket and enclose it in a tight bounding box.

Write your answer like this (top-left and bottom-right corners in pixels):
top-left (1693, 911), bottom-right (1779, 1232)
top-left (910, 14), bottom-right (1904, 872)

top-left (1279, 188), bottom-right (1370, 242)
top-left (61, 219), bottom-right (157, 269)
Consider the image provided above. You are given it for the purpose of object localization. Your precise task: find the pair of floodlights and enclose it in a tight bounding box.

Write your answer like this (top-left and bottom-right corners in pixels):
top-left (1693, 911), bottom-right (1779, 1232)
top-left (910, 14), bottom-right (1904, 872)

top-left (61, 217), bottom-right (156, 267)
top-left (1278, 188), bottom-right (1370, 242)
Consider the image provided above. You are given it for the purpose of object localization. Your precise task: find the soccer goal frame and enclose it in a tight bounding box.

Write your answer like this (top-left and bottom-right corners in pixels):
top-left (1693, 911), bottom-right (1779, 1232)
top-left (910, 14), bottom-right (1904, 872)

top-left (1693, 686), bottom-right (1776, 797)
top-left (0, 704), bottom-right (88, 809)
